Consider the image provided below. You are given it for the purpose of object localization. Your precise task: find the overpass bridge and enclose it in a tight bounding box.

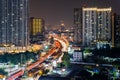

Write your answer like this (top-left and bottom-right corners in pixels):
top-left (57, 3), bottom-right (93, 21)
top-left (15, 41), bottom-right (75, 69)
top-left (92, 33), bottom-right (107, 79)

top-left (7, 37), bottom-right (68, 80)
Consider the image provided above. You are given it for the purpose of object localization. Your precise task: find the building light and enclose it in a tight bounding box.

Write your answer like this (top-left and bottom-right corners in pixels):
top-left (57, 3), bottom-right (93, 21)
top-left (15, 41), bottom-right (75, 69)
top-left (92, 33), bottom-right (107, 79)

top-left (97, 8), bottom-right (112, 11)
top-left (83, 7), bottom-right (112, 12)
top-left (83, 8), bottom-right (97, 11)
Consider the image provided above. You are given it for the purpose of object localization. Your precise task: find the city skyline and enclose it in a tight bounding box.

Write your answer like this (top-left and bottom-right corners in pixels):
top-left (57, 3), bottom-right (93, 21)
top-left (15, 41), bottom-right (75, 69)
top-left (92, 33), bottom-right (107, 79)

top-left (30, 0), bottom-right (120, 27)
top-left (0, 0), bottom-right (120, 79)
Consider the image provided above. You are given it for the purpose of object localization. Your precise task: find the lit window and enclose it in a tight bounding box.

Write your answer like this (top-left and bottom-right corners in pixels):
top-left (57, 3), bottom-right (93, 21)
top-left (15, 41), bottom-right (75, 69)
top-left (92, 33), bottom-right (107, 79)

top-left (12, 13), bottom-right (14, 15)
top-left (1, 21), bottom-right (5, 23)
top-left (20, 4), bottom-right (23, 6)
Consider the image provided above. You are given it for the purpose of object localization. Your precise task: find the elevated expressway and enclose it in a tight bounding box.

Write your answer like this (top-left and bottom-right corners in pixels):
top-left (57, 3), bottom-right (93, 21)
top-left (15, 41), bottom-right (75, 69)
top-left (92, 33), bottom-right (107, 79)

top-left (7, 37), bottom-right (68, 80)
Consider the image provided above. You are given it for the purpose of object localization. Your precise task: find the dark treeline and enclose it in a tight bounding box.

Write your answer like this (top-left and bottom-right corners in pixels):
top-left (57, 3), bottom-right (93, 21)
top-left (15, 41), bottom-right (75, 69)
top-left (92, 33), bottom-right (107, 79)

top-left (93, 47), bottom-right (120, 58)
top-left (0, 51), bottom-right (38, 64)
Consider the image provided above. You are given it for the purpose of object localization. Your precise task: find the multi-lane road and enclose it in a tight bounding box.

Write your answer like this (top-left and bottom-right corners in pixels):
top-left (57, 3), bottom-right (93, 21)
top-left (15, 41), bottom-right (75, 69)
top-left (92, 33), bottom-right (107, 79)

top-left (7, 40), bottom-right (64, 80)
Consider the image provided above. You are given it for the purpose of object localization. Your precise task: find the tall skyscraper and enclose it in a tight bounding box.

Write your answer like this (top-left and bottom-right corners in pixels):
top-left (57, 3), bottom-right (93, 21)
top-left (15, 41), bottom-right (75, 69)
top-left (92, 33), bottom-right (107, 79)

top-left (82, 7), bottom-right (112, 47)
top-left (0, 0), bottom-right (29, 47)
top-left (74, 8), bottom-right (82, 43)
top-left (113, 14), bottom-right (120, 47)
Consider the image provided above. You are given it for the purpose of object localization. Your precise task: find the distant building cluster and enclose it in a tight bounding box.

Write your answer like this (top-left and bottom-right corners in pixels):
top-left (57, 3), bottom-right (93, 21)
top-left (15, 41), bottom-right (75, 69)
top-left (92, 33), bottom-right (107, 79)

top-left (74, 7), bottom-right (120, 48)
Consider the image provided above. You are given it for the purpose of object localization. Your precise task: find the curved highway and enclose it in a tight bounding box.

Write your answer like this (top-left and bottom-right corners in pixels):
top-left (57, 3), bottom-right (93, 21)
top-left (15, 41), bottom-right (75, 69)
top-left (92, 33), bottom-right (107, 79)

top-left (7, 39), bottom-right (66, 80)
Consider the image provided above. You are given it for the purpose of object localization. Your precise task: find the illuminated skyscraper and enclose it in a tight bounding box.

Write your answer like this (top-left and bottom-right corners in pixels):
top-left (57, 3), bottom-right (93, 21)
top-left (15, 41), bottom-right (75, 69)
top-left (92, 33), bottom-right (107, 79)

top-left (30, 17), bottom-right (45, 36)
top-left (0, 0), bottom-right (29, 46)
top-left (82, 7), bottom-right (112, 47)
top-left (30, 17), bottom-right (45, 43)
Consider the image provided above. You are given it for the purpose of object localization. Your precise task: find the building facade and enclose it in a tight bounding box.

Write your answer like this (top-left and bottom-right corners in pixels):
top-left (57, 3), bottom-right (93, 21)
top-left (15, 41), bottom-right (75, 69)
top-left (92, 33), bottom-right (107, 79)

top-left (74, 8), bottom-right (82, 43)
top-left (30, 17), bottom-right (45, 43)
top-left (113, 14), bottom-right (120, 47)
top-left (82, 8), bottom-right (97, 47)
top-left (0, 0), bottom-right (29, 46)
top-left (30, 17), bottom-right (45, 36)
top-left (73, 50), bottom-right (83, 61)
top-left (82, 7), bottom-right (112, 47)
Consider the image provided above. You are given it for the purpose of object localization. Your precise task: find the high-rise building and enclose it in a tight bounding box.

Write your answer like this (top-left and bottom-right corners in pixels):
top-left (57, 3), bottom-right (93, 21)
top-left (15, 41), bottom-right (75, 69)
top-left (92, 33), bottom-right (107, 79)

top-left (82, 7), bottom-right (112, 47)
top-left (113, 14), bottom-right (120, 47)
top-left (0, 0), bottom-right (29, 46)
top-left (30, 17), bottom-right (45, 43)
top-left (74, 8), bottom-right (82, 43)
top-left (30, 17), bottom-right (45, 36)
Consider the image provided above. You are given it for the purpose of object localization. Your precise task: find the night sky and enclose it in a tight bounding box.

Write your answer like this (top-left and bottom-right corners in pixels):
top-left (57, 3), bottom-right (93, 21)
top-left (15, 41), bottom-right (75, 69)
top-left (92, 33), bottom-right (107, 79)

top-left (30, 0), bottom-right (120, 27)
